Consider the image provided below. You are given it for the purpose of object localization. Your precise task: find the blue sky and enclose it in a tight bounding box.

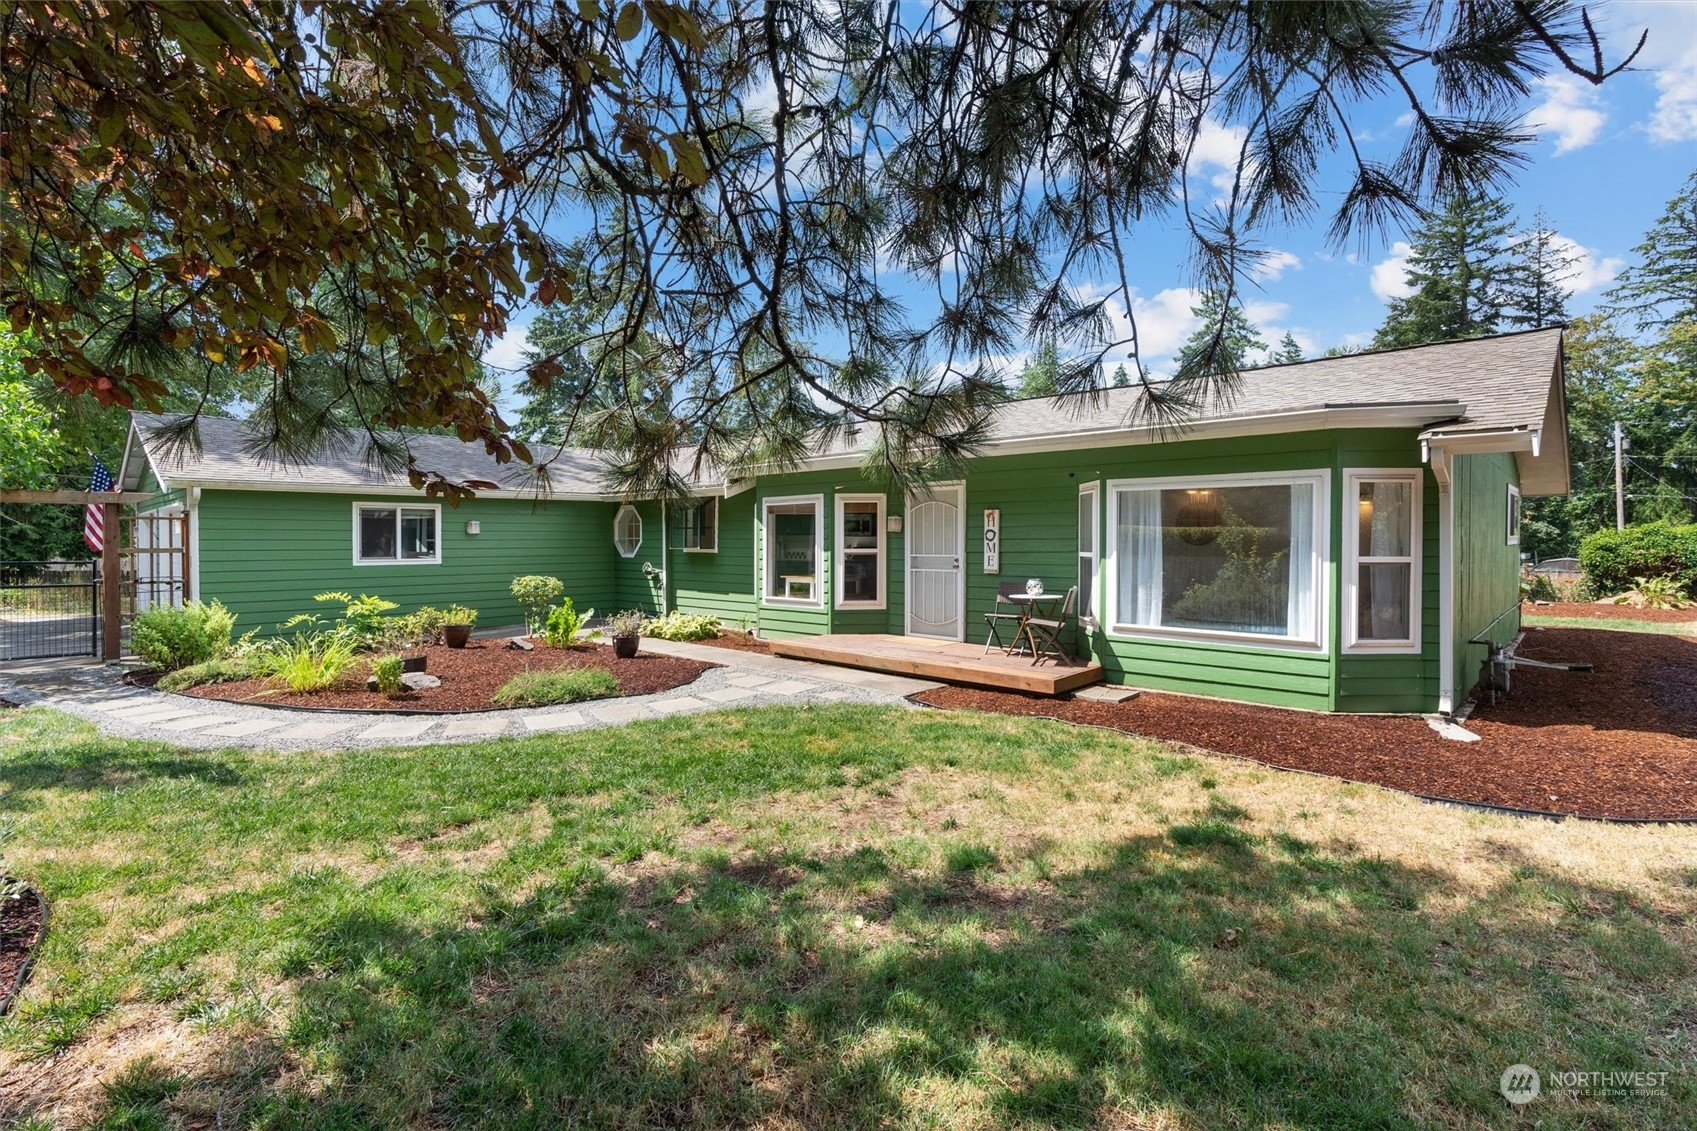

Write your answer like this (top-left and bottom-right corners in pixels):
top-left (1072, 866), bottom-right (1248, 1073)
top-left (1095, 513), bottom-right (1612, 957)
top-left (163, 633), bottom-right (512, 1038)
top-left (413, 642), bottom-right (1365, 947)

top-left (482, 1), bottom-right (1697, 396)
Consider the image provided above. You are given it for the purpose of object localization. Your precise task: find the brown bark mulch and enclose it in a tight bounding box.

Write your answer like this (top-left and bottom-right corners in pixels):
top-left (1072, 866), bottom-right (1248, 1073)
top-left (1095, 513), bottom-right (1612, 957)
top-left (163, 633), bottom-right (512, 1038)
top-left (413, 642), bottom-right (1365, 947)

top-left (166, 641), bottom-right (716, 713)
top-left (1, 887), bottom-right (45, 1015)
top-left (1523, 600), bottom-right (1697, 624)
top-left (689, 632), bottom-right (773, 654)
top-left (912, 627), bottom-right (1697, 821)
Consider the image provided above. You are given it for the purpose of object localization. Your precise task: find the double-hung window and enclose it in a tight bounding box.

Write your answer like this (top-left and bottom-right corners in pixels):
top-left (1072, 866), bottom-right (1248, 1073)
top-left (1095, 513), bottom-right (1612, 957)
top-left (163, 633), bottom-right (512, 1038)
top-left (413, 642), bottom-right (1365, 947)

top-left (354, 503), bottom-right (440, 565)
top-left (1108, 471), bottom-right (1327, 647)
top-left (836, 495), bottom-right (885, 609)
top-left (1077, 483), bottom-right (1098, 625)
top-left (682, 497), bottom-right (718, 552)
top-left (1344, 470), bottom-right (1422, 652)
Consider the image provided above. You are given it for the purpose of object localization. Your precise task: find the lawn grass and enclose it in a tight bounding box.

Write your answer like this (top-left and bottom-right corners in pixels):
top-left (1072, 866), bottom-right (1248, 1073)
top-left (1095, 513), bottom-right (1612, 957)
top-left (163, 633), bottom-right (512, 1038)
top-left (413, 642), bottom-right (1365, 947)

top-left (1522, 614), bottom-right (1696, 635)
top-left (1, 703), bottom-right (1694, 1128)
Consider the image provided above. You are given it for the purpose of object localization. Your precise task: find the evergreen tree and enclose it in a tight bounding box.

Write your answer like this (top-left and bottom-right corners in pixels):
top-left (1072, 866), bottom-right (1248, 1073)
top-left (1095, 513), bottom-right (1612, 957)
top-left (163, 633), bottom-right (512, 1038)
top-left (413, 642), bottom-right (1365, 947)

top-left (1016, 342), bottom-right (1062, 398)
top-left (1501, 209), bottom-right (1577, 329)
top-left (1110, 364), bottom-right (1130, 388)
top-left (1172, 291), bottom-right (1266, 376)
top-left (1373, 192), bottom-right (1516, 349)
top-left (1268, 331), bottom-right (1305, 365)
top-left (1604, 170), bottom-right (1697, 332)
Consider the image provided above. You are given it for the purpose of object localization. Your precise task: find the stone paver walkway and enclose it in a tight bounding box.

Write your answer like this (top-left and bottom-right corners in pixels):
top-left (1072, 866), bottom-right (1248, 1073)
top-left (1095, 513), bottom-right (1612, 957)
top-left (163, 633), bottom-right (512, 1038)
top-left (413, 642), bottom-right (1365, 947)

top-left (0, 638), bottom-right (938, 751)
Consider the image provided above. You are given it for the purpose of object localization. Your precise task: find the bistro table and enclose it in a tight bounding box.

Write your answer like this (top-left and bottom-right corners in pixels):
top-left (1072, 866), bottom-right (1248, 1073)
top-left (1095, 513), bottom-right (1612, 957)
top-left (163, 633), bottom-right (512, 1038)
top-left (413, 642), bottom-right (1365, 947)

top-left (1003, 592), bottom-right (1071, 659)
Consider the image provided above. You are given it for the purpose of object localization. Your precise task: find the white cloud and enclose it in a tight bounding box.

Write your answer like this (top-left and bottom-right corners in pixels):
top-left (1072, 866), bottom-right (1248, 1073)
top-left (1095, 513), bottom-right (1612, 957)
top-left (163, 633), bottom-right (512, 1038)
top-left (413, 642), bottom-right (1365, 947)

top-left (1370, 241), bottom-right (1415, 301)
top-left (482, 323), bottom-right (532, 374)
top-left (1250, 249), bottom-right (1302, 282)
top-left (1525, 74), bottom-right (1607, 153)
top-left (1606, 0), bottom-right (1697, 142)
top-left (1243, 299), bottom-right (1289, 327)
top-left (1186, 118), bottom-right (1251, 207)
top-left (1548, 234), bottom-right (1624, 294)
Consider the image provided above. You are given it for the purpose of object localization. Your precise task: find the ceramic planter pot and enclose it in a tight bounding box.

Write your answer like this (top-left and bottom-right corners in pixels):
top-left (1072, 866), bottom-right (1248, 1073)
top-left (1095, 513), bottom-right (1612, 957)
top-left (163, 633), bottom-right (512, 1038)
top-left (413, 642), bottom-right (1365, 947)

top-left (612, 634), bottom-right (640, 659)
top-left (402, 653), bottom-right (428, 673)
top-left (443, 624), bottom-right (473, 648)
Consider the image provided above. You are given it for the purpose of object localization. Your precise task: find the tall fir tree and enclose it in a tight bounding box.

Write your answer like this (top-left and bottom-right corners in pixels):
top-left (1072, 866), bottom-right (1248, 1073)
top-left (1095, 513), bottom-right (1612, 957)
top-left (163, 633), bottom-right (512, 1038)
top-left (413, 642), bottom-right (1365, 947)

top-left (1110, 364), bottom-right (1130, 388)
top-left (1501, 209), bottom-right (1578, 330)
top-left (1373, 192), bottom-right (1516, 349)
top-left (1016, 341), bottom-right (1062, 398)
top-left (1267, 331), bottom-right (1305, 365)
top-left (1172, 291), bottom-right (1266, 376)
top-left (1604, 169), bottom-right (1697, 332)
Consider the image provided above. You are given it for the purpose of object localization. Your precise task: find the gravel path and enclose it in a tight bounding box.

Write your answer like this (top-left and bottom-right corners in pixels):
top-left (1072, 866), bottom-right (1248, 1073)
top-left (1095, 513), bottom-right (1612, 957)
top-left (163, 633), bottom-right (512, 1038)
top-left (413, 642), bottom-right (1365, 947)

top-left (0, 637), bottom-right (940, 751)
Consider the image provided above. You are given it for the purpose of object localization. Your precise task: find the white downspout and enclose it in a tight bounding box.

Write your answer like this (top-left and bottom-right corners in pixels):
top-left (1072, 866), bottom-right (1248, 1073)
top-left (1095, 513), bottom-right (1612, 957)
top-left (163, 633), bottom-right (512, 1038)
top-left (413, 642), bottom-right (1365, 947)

top-left (187, 486), bottom-right (201, 604)
top-left (659, 500), bottom-right (669, 615)
top-left (1428, 445), bottom-right (1456, 716)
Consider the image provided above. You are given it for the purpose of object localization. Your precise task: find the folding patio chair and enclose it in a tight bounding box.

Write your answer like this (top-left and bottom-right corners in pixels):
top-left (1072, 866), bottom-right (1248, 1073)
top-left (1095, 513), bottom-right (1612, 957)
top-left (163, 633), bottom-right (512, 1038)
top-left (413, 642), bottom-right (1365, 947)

top-left (982, 580), bottom-right (1027, 655)
top-left (1020, 585), bottom-right (1078, 666)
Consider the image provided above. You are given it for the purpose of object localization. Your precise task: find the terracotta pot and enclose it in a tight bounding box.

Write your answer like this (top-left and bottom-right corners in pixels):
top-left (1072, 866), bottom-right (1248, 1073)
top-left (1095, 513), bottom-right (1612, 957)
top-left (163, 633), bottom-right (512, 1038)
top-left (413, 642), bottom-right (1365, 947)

top-left (402, 653), bottom-right (428, 673)
top-left (612, 634), bottom-right (639, 659)
top-left (443, 623), bottom-right (473, 648)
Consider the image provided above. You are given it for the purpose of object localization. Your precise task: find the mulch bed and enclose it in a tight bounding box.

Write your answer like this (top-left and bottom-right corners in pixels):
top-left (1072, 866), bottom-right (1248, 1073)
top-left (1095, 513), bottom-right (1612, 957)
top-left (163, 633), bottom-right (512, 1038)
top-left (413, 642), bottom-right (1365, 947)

top-left (912, 627), bottom-right (1697, 821)
top-left (1, 887), bottom-right (46, 1016)
top-left (689, 632), bottom-right (772, 654)
top-left (1524, 600), bottom-right (1697, 624)
top-left (161, 641), bottom-right (716, 713)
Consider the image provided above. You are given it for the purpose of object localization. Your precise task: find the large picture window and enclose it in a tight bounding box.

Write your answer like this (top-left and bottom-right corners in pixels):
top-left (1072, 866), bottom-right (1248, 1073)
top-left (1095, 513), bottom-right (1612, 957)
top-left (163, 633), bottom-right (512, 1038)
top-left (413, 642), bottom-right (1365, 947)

top-left (682, 497), bottom-right (717, 552)
top-left (354, 503), bottom-right (440, 565)
top-left (1110, 473), bottom-right (1325, 646)
top-left (763, 496), bottom-right (822, 605)
top-left (836, 495), bottom-right (885, 609)
top-left (1345, 470), bottom-right (1422, 652)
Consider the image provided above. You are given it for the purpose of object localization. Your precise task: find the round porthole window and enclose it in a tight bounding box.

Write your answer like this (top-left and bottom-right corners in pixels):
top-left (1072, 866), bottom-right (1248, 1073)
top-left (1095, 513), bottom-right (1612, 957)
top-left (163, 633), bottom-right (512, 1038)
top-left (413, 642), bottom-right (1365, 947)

top-left (614, 504), bottom-right (643, 558)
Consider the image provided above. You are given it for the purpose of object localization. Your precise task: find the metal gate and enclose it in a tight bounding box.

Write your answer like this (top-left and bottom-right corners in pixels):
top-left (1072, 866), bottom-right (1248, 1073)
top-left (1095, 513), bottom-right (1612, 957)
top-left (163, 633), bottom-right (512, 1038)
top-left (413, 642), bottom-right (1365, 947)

top-left (0, 512), bottom-right (188, 662)
top-left (0, 559), bottom-right (99, 661)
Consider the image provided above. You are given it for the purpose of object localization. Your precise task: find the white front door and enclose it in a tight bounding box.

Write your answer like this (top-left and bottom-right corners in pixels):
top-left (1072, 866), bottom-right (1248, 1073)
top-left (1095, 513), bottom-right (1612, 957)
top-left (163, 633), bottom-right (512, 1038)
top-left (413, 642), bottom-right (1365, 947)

top-left (905, 483), bottom-right (964, 640)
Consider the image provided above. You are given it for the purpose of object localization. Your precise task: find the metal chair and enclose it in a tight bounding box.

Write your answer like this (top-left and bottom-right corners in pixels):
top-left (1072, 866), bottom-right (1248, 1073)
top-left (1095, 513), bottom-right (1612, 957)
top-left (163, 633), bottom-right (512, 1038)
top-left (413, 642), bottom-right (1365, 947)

top-left (982, 580), bottom-right (1027, 655)
top-left (1020, 585), bottom-right (1078, 666)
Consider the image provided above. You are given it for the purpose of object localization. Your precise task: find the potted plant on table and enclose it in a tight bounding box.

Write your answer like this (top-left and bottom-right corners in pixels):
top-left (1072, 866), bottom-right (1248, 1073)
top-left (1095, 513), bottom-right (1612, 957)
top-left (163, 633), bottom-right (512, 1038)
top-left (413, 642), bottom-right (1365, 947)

top-left (441, 605), bottom-right (478, 648)
top-left (607, 610), bottom-right (644, 658)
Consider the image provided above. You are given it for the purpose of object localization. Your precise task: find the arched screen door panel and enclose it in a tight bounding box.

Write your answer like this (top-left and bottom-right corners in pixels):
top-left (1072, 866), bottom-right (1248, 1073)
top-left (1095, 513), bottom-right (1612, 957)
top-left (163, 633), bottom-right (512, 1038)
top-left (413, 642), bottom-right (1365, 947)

top-left (905, 484), bottom-right (964, 640)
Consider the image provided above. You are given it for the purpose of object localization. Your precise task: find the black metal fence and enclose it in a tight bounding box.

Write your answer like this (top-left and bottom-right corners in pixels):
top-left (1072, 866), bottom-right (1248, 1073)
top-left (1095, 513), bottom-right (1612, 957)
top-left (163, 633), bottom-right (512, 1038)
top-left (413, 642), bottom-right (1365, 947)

top-left (0, 560), bottom-right (99, 661)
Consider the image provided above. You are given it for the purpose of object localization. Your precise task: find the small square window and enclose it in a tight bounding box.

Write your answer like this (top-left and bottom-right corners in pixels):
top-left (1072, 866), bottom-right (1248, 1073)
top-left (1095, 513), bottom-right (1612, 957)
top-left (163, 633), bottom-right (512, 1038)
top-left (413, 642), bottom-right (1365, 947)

top-left (682, 498), bottom-right (717, 552)
top-left (355, 504), bottom-right (439, 565)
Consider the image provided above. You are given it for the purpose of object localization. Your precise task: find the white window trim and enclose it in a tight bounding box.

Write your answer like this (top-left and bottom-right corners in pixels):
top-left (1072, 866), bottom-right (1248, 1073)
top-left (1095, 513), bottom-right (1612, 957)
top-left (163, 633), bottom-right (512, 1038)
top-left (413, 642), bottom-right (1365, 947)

top-left (1343, 468), bottom-right (1424, 655)
top-left (1104, 468), bottom-right (1331, 652)
top-left (1078, 480), bottom-right (1100, 629)
top-left (760, 493), bottom-right (825, 608)
top-left (681, 496), bottom-right (718, 554)
top-left (1506, 483), bottom-right (1522, 546)
top-left (834, 493), bottom-right (887, 610)
top-left (351, 501), bottom-right (441, 566)
top-left (614, 503), bottom-right (643, 558)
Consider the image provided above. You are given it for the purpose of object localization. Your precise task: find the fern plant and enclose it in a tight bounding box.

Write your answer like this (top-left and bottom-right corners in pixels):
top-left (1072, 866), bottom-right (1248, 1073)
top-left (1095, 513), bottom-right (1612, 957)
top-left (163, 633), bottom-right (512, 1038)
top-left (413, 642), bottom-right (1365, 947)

top-left (543, 598), bottom-right (593, 648)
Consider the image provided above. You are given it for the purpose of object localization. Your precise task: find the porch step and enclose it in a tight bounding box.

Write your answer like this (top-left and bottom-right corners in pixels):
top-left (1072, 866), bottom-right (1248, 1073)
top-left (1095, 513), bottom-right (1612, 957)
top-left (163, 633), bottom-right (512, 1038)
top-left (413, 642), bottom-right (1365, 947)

top-left (767, 633), bottom-right (1104, 696)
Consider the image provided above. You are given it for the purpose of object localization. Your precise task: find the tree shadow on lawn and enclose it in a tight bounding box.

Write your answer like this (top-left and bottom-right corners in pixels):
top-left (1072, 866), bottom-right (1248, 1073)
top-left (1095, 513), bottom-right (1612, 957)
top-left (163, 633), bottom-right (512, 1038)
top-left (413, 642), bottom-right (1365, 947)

top-left (0, 728), bottom-right (245, 814)
top-left (51, 817), bottom-right (1696, 1130)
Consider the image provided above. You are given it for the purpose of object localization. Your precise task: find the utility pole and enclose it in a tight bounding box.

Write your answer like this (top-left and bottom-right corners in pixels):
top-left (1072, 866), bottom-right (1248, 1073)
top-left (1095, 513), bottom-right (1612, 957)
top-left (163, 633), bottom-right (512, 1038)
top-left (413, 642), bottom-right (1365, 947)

top-left (1613, 421), bottom-right (1627, 530)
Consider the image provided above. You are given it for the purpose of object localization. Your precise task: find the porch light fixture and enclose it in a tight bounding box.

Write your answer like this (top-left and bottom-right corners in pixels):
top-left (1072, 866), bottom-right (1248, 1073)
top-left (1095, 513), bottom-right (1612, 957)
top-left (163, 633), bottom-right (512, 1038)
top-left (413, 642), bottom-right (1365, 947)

top-left (465, 520), bottom-right (481, 535)
top-left (1174, 488), bottom-right (1220, 546)
top-left (886, 515), bottom-right (903, 533)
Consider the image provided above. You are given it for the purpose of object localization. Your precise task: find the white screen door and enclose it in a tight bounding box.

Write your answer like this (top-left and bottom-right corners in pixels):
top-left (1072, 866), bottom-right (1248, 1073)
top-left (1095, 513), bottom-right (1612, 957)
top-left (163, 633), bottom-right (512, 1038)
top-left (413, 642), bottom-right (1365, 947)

top-left (905, 484), bottom-right (964, 639)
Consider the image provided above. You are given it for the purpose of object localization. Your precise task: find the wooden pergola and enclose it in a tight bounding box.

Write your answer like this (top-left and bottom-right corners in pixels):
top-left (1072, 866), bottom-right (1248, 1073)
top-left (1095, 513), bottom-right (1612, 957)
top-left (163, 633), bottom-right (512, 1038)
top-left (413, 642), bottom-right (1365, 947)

top-left (1, 488), bottom-right (171, 660)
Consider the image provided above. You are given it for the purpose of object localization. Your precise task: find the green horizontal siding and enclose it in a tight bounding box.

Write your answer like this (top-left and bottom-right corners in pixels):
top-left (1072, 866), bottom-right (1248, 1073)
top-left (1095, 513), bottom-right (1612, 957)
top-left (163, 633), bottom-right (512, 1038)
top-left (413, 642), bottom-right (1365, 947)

top-left (195, 489), bottom-right (616, 634)
top-left (667, 492), bottom-right (757, 629)
top-left (611, 500), bottom-right (664, 616)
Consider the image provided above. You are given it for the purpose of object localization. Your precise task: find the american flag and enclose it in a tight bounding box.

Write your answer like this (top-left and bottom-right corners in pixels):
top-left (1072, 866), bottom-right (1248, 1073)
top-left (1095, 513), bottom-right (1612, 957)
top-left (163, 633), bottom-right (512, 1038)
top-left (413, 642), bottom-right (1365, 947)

top-left (84, 456), bottom-right (114, 553)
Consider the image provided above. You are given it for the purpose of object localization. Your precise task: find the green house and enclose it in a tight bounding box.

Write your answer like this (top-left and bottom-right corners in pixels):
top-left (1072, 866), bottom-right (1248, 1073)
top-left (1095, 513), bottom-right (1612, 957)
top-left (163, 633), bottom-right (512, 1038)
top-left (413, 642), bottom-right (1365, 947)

top-left (122, 328), bottom-right (1569, 715)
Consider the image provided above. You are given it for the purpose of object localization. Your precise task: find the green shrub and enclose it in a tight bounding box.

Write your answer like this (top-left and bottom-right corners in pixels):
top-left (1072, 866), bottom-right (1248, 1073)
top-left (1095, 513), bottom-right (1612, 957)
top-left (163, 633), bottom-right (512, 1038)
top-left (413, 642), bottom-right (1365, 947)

top-left (1522, 571), bottom-right (1560, 603)
top-left (401, 606), bottom-right (447, 646)
top-left (253, 631), bottom-right (360, 693)
top-left (511, 575), bottom-right (564, 632)
top-left (131, 600), bottom-right (236, 671)
top-left (640, 610), bottom-right (722, 641)
top-left (370, 654), bottom-right (406, 697)
top-left (492, 667), bottom-right (619, 707)
top-left (156, 657), bottom-right (257, 692)
top-left (544, 598), bottom-right (594, 648)
top-left (312, 591), bottom-right (401, 650)
top-left (1612, 576), bottom-right (1694, 610)
top-left (442, 604), bottom-right (478, 626)
top-left (1578, 522), bottom-right (1697, 596)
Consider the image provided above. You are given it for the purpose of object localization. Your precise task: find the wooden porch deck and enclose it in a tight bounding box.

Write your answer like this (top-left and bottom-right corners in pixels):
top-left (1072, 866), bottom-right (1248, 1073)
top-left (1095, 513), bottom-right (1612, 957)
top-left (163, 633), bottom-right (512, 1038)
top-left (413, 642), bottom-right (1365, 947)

top-left (767, 633), bottom-right (1104, 696)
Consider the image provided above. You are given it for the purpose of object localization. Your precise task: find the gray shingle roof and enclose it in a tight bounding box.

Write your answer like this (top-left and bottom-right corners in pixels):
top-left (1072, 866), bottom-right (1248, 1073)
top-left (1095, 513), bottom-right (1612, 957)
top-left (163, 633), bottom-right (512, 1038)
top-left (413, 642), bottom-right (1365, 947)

top-left (127, 414), bottom-right (613, 497)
